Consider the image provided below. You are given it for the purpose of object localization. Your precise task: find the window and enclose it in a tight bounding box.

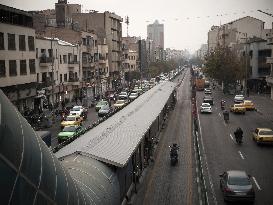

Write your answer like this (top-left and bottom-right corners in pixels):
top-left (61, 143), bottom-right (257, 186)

top-left (60, 55), bottom-right (62, 64)
top-left (8, 33), bottom-right (16, 50)
top-left (63, 55), bottom-right (67, 63)
top-left (0, 32), bottom-right (4, 50)
top-left (37, 73), bottom-right (39, 82)
top-left (0, 60), bottom-right (5, 77)
top-left (9, 60), bottom-right (17, 76)
top-left (42, 72), bottom-right (47, 82)
top-left (20, 60), bottom-right (27, 75)
top-left (82, 38), bottom-right (86, 46)
top-left (36, 48), bottom-right (38, 58)
top-left (60, 74), bottom-right (62, 82)
top-left (64, 73), bottom-right (67, 82)
top-left (74, 55), bottom-right (77, 62)
top-left (19, 35), bottom-right (26, 51)
top-left (28, 36), bottom-right (34, 51)
top-left (48, 49), bottom-right (53, 58)
top-left (29, 59), bottom-right (35, 74)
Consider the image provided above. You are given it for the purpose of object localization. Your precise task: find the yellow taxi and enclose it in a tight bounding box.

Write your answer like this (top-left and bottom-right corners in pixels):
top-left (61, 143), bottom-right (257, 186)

top-left (230, 103), bottom-right (246, 114)
top-left (242, 100), bottom-right (255, 110)
top-left (61, 115), bottom-right (82, 129)
top-left (252, 128), bottom-right (273, 144)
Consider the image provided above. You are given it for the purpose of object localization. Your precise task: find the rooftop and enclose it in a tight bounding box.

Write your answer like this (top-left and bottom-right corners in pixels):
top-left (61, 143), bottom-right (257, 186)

top-left (55, 81), bottom-right (176, 167)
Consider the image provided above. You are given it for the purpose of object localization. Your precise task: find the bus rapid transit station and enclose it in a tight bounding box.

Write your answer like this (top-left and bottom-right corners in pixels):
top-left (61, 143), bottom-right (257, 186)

top-left (0, 81), bottom-right (176, 205)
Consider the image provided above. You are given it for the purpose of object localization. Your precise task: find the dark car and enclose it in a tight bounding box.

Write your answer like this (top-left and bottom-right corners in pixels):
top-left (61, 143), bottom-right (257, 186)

top-left (203, 96), bottom-right (214, 105)
top-left (220, 170), bottom-right (255, 202)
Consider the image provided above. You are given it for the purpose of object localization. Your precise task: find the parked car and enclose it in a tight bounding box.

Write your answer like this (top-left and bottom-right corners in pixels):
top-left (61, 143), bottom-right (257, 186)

top-left (200, 103), bottom-right (212, 113)
top-left (95, 100), bottom-right (109, 112)
top-left (234, 95), bottom-right (244, 103)
top-left (203, 96), bottom-right (214, 105)
top-left (252, 128), bottom-right (273, 144)
top-left (230, 104), bottom-right (246, 114)
top-left (220, 170), bottom-right (255, 202)
top-left (58, 125), bottom-right (85, 143)
top-left (129, 92), bottom-right (139, 101)
top-left (69, 105), bottom-right (87, 119)
top-left (98, 104), bottom-right (112, 117)
top-left (113, 99), bottom-right (127, 109)
top-left (118, 91), bottom-right (128, 100)
top-left (61, 115), bottom-right (82, 129)
top-left (242, 100), bottom-right (255, 110)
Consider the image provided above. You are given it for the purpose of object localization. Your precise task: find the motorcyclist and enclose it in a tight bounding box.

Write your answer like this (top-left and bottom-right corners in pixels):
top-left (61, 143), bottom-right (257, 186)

top-left (234, 127), bottom-right (243, 142)
top-left (170, 143), bottom-right (179, 157)
top-left (221, 100), bottom-right (226, 109)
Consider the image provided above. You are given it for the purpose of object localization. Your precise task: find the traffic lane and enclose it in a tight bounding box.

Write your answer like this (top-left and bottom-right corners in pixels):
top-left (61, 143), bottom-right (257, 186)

top-left (203, 88), bottom-right (273, 204)
top-left (225, 109), bottom-right (273, 205)
top-left (197, 93), bottom-right (248, 205)
top-left (138, 69), bottom-right (198, 205)
top-left (50, 106), bottom-right (99, 147)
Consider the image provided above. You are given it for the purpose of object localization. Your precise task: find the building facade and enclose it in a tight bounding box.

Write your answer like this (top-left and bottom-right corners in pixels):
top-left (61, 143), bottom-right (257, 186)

top-left (208, 16), bottom-right (266, 51)
top-left (147, 20), bottom-right (164, 62)
top-left (0, 5), bottom-right (37, 112)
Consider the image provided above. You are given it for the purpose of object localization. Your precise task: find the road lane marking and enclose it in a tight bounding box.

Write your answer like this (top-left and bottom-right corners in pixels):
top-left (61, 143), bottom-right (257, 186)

top-left (218, 113), bottom-right (221, 117)
top-left (238, 151), bottom-right (245, 160)
top-left (229, 134), bottom-right (234, 141)
top-left (252, 177), bottom-right (262, 191)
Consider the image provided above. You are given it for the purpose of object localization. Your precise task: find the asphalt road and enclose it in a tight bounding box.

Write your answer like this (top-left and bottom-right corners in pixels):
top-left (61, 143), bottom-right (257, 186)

top-left (197, 86), bottom-right (273, 204)
top-left (133, 69), bottom-right (199, 205)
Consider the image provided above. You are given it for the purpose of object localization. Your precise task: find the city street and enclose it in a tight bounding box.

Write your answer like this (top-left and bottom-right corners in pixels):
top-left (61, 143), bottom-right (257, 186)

top-left (197, 86), bottom-right (273, 204)
top-left (133, 69), bottom-right (199, 205)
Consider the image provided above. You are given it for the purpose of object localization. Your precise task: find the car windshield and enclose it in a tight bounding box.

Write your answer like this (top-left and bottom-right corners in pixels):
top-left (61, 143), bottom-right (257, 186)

top-left (120, 92), bottom-right (127, 95)
top-left (63, 126), bottom-right (76, 132)
top-left (66, 116), bottom-right (75, 121)
top-left (259, 130), bottom-right (273, 135)
top-left (116, 100), bottom-right (124, 104)
top-left (202, 104), bottom-right (210, 107)
top-left (97, 101), bottom-right (107, 106)
top-left (130, 93), bottom-right (137, 96)
top-left (72, 108), bottom-right (81, 111)
top-left (228, 176), bottom-right (250, 186)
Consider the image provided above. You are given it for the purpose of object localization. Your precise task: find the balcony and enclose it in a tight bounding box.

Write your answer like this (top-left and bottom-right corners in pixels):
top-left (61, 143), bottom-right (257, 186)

top-left (68, 61), bottom-right (79, 64)
top-left (266, 76), bottom-right (273, 85)
top-left (68, 78), bottom-right (80, 86)
top-left (39, 57), bottom-right (53, 67)
top-left (266, 57), bottom-right (273, 64)
top-left (82, 62), bottom-right (95, 68)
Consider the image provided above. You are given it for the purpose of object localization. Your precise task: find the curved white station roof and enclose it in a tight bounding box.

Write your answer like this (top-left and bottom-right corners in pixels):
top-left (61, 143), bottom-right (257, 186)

top-left (55, 81), bottom-right (176, 167)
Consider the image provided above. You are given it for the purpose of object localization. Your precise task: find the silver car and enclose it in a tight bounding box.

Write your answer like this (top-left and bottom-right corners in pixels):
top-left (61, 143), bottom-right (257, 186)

top-left (220, 170), bottom-right (255, 202)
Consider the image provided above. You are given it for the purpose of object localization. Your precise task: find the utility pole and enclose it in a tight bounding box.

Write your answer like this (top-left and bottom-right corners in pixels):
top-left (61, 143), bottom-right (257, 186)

top-left (245, 33), bottom-right (248, 95)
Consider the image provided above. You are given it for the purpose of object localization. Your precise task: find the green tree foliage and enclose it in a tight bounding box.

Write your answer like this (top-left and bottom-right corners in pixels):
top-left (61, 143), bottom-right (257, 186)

top-left (204, 46), bottom-right (245, 85)
top-left (147, 60), bottom-right (179, 78)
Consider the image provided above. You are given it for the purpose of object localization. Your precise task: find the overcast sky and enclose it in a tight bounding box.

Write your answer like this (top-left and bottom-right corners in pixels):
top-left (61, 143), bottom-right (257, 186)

top-left (2, 0), bottom-right (273, 53)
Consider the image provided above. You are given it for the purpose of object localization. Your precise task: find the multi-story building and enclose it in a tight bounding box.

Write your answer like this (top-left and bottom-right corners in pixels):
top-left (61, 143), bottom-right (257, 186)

top-left (208, 16), bottom-right (267, 51)
top-left (265, 28), bottom-right (273, 99)
top-left (0, 4), bottom-right (37, 112)
top-left (72, 11), bottom-right (123, 77)
top-left (35, 37), bottom-right (81, 107)
top-left (196, 44), bottom-right (208, 60)
top-left (147, 20), bottom-right (164, 62)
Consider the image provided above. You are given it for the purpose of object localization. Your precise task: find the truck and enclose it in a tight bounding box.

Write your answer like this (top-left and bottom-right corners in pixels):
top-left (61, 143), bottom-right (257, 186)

top-left (195, 78), bottom-right (205, 91)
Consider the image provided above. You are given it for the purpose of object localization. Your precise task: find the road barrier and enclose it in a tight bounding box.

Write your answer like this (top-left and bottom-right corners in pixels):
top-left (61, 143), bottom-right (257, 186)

top-left (191, 74), bottom-right (209, 205)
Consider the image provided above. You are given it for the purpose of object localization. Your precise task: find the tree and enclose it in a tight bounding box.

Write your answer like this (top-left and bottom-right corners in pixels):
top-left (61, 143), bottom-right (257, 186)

top-left (204, 45), bottom-right (245, 88)
top-left (147, 60), bottom-right (179, 78)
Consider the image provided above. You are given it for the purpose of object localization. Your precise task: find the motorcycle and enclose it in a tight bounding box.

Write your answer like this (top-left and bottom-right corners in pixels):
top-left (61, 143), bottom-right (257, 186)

top-left (234, 128), bottom-right (243, 144)
top-left (169, 144), bottom-right (179, 166)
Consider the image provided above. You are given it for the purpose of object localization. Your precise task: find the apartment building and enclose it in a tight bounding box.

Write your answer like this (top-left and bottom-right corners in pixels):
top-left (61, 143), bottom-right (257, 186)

top-left (35, 37), bottom-right (81, 106)
top-left (208, 16), bottom-right (266, 51)
top-left (265, 29), bottom-right (273, 99)
top-left (72, 11), bottom-right (123, 76)
top-left (0, 4), bottom-right (37, 112)
top-left (147, 20), bottom-right (164, 62)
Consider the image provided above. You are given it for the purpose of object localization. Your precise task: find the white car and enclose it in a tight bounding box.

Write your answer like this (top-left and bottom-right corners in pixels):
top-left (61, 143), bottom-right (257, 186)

top-left (200, 103), bottom-right (212, 113)
top-left (70, 105), bottom-right (84, 116)
top-left (204, 88), bottom-right (212, 94)
top-left (129, 92), bottom-right (139, 100)
top-left (234, 95), bottom-right (244, 103)
top-left (118, 91), bottom-right (128, 100)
